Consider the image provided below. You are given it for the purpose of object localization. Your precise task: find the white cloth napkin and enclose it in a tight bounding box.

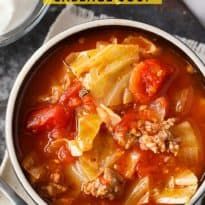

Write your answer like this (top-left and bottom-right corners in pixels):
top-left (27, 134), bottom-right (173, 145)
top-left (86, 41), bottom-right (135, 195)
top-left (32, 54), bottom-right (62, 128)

top-left (183, 0), bottom-right (205, 27)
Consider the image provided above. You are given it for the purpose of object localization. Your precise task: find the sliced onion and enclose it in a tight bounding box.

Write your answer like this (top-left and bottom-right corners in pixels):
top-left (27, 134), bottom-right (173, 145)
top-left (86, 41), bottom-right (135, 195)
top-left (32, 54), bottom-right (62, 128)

top-left (172, 121), bottom-right (202, 168)
top-left (125, 177), bottom-right (149, 205)
top-left (97, 104), bottom-right (121, 127)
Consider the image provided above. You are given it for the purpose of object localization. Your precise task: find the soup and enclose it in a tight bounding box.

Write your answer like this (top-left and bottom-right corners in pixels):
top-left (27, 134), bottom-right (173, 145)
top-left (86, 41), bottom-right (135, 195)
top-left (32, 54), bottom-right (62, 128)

top-left (15, 27), bottom-right (205, 205)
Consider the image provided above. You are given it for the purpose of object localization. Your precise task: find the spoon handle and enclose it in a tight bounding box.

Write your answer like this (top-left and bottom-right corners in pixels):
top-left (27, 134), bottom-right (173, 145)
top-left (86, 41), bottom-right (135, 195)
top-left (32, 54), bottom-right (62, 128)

top-left (0, 177), bottom-right (28, 205)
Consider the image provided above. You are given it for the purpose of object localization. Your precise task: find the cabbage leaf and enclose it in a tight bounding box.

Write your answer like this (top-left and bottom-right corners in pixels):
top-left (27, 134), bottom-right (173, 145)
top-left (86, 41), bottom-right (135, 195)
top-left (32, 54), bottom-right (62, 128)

top-left (68, 113), bottom-right (102, 156)
top-left (172, 121), bottom-right (202, 169)
top-left (79, 133), bottom-right (123, 180)
top-left (65, 44), bottom-right (139, 106)
top-left (154, 168), bottom-right (198, 204)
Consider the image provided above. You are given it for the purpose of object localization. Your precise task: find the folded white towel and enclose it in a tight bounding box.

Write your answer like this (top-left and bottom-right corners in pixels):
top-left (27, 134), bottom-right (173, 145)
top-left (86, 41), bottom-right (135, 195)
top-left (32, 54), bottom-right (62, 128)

top-left (183, 0), bottom-right (205, 27)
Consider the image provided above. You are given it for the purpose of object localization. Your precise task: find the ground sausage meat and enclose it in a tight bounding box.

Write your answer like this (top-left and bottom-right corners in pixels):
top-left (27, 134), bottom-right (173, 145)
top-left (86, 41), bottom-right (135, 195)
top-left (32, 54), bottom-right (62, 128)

top-left (138, 118), bottom-right (179, 155)
top-left (81, 168), bottom-right (125, 200)
top-left (114, 117), bottom-right (179, 155)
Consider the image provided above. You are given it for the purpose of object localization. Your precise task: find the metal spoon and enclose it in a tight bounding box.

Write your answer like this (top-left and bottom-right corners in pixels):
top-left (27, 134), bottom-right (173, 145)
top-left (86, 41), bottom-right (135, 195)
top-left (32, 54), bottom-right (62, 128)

top-left (0, 177), bottom-right (28, 205)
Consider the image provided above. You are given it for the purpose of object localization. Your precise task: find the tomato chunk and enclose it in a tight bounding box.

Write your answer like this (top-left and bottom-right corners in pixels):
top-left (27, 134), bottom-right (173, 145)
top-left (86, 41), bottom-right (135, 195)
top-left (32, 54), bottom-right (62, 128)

top-left (59, 79), bottom-right (96, 111)
top-left (27, 104), bottom-right (69, 133)
top-left (82, 94), bottom-right (96, 113)
top-left (129, 59), bottom-right (173, 103)
top-left (115, 111), bottom-right (138, 135)
top-left (59, 80), bottom-right (82, 106)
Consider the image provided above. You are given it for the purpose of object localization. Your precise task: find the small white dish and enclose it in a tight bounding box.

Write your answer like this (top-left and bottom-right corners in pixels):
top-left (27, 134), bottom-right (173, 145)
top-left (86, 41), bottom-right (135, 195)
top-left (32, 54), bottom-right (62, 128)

top-left (0, 0), bottom-right (49, 47)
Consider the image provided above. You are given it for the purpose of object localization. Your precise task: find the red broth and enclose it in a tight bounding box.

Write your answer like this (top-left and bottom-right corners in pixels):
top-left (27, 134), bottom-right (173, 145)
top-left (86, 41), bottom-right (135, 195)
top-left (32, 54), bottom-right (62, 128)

top-left (15, 27), bottom-right (205, 205)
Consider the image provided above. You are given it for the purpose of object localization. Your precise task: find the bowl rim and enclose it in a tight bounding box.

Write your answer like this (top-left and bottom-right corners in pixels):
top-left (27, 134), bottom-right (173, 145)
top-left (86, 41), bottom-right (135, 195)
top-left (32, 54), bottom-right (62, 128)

top-left (5, 19), bottom-right (205, 205)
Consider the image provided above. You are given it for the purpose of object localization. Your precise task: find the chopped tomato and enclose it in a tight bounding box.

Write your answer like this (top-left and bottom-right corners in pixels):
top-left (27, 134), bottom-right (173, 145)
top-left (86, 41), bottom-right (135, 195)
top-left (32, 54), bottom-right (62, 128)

top-left (114, 111), bottom-right (138, 135)
top-left (27, 104), bottom-right (70, 133)
top-left (129, 59), bottom-right (173, 103)
top-left (121, 112), bottom-right (138, 125)
top-left (59, 80), bottom-right (82, 105)
top-left (68, 97), bottom-right (82, 108)
top-left (120, 111), bottom-right (138, 128)
top-left (59, 79), bottom-right (96, 111)
top-left (115, 104), bottom-right (162, 132)
top-left (82, 94), bottom-right (96, 112)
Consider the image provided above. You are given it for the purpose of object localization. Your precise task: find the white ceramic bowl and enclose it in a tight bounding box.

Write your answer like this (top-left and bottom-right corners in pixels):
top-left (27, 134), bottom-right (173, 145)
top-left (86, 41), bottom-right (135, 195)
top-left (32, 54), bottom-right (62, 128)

top-left (5, 19), bottom-right (205, 205)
